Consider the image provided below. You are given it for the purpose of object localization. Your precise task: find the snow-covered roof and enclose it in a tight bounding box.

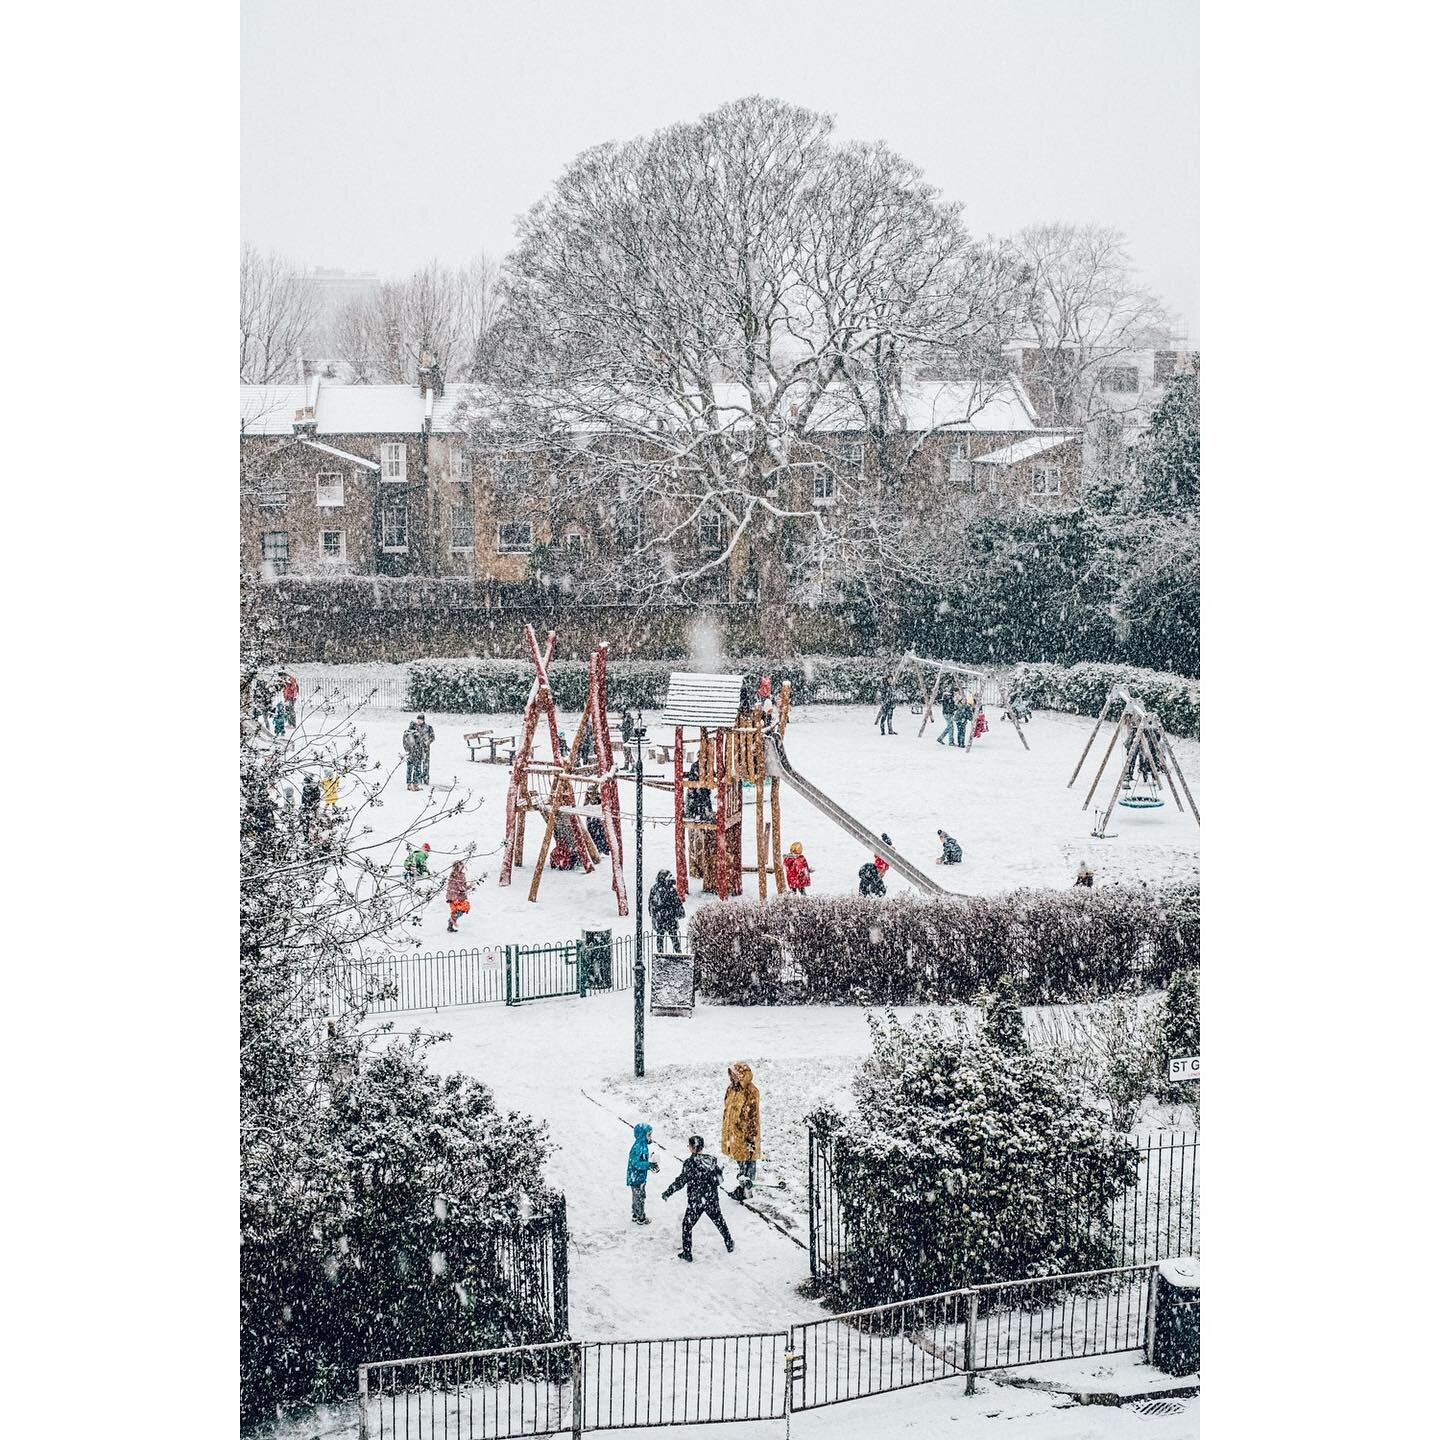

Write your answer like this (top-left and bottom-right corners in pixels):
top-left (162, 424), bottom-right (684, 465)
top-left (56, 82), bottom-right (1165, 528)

top-left (299, 438), bottom-right (380, 471)
top-left (240, 381), bottom-right (470, 436)
top-left (809, 379), bottom-right (1038, 434)
top-left (971, 433), bottom-right (1079, 466)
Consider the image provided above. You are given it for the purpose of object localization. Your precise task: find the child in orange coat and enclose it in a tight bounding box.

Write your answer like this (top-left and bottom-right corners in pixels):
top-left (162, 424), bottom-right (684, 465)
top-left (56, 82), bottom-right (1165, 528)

top-left (782, 841), bottom-right (813, 894)
top-left (446, 861), bottom-right (472, 933)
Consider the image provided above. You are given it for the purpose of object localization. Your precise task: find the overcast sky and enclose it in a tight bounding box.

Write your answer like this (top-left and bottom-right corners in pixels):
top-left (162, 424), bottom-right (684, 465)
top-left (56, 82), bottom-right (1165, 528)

top-left (242, 0), bottom-right (1198, 339)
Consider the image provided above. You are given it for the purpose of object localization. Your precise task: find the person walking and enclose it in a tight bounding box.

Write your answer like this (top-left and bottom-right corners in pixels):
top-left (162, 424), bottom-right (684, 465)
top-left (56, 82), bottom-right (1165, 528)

top-left (722, 1063), bottom-right (762, 1201)
top-left (936, 829), bottom-right (964, 865)
top-left (446, 860), bottom-right (471, 933)
top-left (662, 1135), bottom-right (734, 1261)
top-left (859, 861), bottom-right (887, 896)
top-left (281, 673), bottom-right (299, 729)
top-left (874, 673), bottom-right (898, 736)
top-left (937, 688), bottom-right (960, 746)
top-left (782, 841), bottom-right (813, 895)
top-left (626, 1122), bottom-right (661, 1225)
top-left (647, 869), bottom-right (685, 952)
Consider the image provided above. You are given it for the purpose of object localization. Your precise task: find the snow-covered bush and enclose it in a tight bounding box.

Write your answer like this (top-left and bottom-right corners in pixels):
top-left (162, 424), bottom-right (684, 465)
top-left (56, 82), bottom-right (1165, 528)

top-left (690, 883), bottom-right (1199, 1006)
top-left (1010, 661), bottom-right (1200, 738)
top-left (1153, 966), bottom-right (1201, 1111)
top-left (816, 1011), bottom-right (1139, 1304)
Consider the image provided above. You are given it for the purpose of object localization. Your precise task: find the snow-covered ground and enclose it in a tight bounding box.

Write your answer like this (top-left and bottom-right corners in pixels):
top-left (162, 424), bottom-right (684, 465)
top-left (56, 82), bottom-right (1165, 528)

top-left (292, 683), bottom-right (1199, 954)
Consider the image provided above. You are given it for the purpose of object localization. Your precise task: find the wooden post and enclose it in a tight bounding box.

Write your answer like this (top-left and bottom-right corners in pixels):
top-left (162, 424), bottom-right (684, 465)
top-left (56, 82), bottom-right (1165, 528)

top-left (1069, 689), bottom-right (1118, 787)
top-left (917, 661), bottom-right (945, 737)
top-left (1095, 737), bottom-right (1139, 836)
top-left (998, 676), bottom-right (1031, 751)
top-left (1081, 712), bottom-right (1127, 809)
top-left (770, 776), bottom-right (786, 892)
top-left (1163, 734), bottom-right (1202, 825)
top-left (1138, 725), bottom-right (1183, 814)
top-left (714, 730), bottom-right (729, 898)
top-left (755, 754), bottom-right (767, 900)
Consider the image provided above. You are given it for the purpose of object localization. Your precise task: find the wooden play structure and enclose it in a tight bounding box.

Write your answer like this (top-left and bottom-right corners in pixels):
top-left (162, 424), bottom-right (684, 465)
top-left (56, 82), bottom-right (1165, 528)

top-left (1068, 687), bottom-right (1200, 837)
top-left (498, 625), bottom-right (628, 914)
top-left (890, 652), bottom-right (1031, 750)
top-left (659, 673), bottom-right (794, 901)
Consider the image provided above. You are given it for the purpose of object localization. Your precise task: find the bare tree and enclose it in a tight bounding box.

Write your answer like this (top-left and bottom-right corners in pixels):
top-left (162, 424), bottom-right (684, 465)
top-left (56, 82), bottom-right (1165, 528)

top-left (1011, 223), bottom-right (1172, 432)
top-left (473, 97), bottom-right (1025, 652)
top-left (333, 255), bottom-right (501, 384)
top-left (239, 243), bottom-right (320, 383)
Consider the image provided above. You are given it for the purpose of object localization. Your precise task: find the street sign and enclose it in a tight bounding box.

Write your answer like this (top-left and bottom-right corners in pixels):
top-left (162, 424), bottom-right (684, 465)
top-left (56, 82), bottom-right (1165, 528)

top-left (1169, 1055), bottom-right (1200, 1081)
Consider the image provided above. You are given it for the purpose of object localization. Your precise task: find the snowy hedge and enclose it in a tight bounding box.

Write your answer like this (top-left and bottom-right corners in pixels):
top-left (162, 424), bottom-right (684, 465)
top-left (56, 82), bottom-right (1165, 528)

top-left (408, 655), bottom-right (1200, 731)
top-left (690, 883), bottom-right (1199, 1006)
top-left (1010, 662), bottom-right (1200, 739)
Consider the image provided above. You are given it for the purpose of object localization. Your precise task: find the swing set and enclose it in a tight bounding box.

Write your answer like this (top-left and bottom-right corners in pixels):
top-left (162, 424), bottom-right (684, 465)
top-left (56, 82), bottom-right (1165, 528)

top-left (1068, 686), bottom-right (1200, 837)
top-left (889, 651), bottom-right (1031, 751)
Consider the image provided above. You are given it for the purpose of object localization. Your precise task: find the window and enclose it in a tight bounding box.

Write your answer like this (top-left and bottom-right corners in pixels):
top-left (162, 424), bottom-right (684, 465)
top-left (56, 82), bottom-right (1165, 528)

top-left (698, 512), bottom-right (724, 548)
top-left (948, 446), bottom-right (974, 490)
top-left (497, 521), bottom-right (534, 554)
top-left (813, 469), bottom-right (835, 503)
top-left (840, 442), bottom-right (865, 476)
top-left (565, 531), bottom-right (585, 553)
top-left (381, 500), bottom-right (408, 550)
top-left (380, 442), bottom-right (407, 482)
top-left (449, 501), bottom-right (474, 550)
top-left (320, 530), bottom-right (346, 562)
top-left (1100, 366), bottom-right (1140, 393)
top-left (257, 474), bottom-right (289, 509)
top-left (260, 531), bottom-right (290, 573)
top-left (1031, 466), bottom-right (1062, 496)
top-left (316, 472), bottom-right (344, 508)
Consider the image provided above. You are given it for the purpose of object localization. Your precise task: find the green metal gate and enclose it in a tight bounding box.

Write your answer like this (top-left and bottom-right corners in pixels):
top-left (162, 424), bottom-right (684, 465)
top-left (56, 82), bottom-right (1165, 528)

top-left (505, 940), bottom-right (586, 1003)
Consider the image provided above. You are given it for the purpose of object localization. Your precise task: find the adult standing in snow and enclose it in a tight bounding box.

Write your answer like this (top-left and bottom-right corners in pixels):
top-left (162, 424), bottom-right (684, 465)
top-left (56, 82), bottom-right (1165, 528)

top-left (626, 1122), bottom-right (661, 1224)
top-left (662, 1135), bottom-right (734, 1261)
top-left (722, 1063), bottom-right (762, 1201)
top-left (875, 672), bottom-right (898, 736)
top-left (281, 672), bottom-right (299, 729)
top-left (402, 723), bottom-right (422, 790)
top-left (648, 869), bottom-right (685, 951)
top-left (954, 693), bottom-right (976, 749)
top-left (414, 714), bottom-right (436, 784)
top-left (937, 688), bottom-right (960, 746)
top-left (445, 860), bottom-right (471, 933)
top-left (253, 673), bottom-right (275, 728)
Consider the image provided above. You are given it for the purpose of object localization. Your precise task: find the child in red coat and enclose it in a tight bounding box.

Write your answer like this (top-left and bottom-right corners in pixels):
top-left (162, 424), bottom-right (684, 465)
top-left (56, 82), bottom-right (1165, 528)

top-left (783, 841), bottom-right (813, 894)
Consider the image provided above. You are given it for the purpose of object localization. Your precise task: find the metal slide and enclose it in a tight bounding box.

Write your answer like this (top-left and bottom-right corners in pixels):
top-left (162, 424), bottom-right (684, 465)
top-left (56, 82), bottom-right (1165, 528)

top-left (767, 738), bottom-right (954, 898)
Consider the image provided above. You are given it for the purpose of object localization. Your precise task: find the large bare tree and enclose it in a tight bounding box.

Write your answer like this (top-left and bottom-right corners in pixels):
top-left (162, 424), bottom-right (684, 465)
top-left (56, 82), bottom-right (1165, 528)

top-left (332, 256), bottom-right (501, 384)
top-left (473, 97), bottom-right (1025, 653)
top-left (239, 243), bottom-right (320, 383)
top-left (1010, 223), bottom-right (1173, 431)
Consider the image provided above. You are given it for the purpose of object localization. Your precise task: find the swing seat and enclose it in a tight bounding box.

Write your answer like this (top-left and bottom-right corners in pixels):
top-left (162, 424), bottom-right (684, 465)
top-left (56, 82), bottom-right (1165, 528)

top-left (909, 702), bottom-right (923, 714)
top-left (1118, 795), bottom-right (1165, 810)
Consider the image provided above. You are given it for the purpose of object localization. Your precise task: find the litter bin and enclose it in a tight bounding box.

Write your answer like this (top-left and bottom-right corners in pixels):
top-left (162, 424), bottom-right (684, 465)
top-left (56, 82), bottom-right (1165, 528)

top-left (1151, 1256), bottom-right (1200, 1376)
top-left (581, 929), bottom-right (614, 990)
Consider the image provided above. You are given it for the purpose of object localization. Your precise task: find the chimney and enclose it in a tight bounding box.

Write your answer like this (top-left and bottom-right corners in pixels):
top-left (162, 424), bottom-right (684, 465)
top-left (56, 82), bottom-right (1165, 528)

top-left (293, 406), bottom-right (317, 436)
top-left (418, 351), bottom-right (444, 400)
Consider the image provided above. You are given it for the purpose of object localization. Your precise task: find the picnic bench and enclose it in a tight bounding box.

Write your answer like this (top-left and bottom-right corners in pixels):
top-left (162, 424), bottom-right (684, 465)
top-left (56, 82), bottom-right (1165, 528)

top-left (465, 729), bottom-right (517, 765)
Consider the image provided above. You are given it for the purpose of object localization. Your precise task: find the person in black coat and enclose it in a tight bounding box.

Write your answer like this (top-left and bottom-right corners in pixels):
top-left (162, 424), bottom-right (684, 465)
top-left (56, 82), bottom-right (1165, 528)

top-left (584, 785), bottom-right (610, 856)
top-left (875, 673), bottom-right (898, 735)
top-left (936, 829), bottom-right (964, 865)
top-left (662, 1135), bottom-right (734, 1261)
top-left (648, 869), bottom-right (685, 951)
top-left (859, 861), bottom-right (887, 897)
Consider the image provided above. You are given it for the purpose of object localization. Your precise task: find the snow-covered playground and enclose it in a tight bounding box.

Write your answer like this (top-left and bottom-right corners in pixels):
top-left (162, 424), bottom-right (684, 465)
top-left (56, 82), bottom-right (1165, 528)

top-left (295, 665), bottom-right (1200, 953)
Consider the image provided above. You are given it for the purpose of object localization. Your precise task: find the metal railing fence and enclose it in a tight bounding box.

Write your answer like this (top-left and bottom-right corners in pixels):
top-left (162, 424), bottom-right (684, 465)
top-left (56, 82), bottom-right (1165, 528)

top-left (809, 1127), bottom-right (1198, 1285)
top-left (356, 1261), bottom-right (1175, 1437)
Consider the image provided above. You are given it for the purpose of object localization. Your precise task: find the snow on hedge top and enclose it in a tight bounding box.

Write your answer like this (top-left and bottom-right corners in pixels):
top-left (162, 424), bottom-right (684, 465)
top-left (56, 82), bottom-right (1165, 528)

top-left (660, 672), bottom-right (745, 727)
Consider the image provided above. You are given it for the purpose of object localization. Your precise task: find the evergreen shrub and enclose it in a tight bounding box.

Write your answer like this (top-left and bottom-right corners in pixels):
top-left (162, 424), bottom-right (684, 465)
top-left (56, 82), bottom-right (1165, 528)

top-left (1010, 662), bottom-right (1200, 739)
top-left (691, 883), bottom-right (1199, 1006)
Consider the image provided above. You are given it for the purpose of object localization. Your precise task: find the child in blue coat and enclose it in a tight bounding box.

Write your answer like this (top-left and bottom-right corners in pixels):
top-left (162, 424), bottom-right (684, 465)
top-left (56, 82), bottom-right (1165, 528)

top-left (626, 1122), bottom-right (660, 1224)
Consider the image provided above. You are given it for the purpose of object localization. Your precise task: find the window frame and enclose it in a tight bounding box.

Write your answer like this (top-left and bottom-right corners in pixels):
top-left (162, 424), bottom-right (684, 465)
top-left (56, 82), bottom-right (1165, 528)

top-left (1100, 365), bottom-right (1140, 394)
top-left (813, 469), bottom-right (836, 504)
top-left (320, 529), bottom-right (347, 563)
top-left (380, 442), bottom-right (407, 483)
top-left (840, 441), bottom-right (865, 476)
top-left (315, 471), bottom-right (345, 509)
top-left (496, 520), bottom-right (535, 555)
top-left (381, 499), bottom-right (409, 552)
top-left (497, 459), bottom-right (531, 496)
top-left (449, 499), bottom-right (475, 552)
top-left (697, 511), bottom-right (725, 548)
top-left (257, 473), bottom-right (289, 509)
top-left (260, 530), bottom-right (290, 573)
top-left (564, 531), bottom-right (585, 554)
top-left (1030, 465), bottom-right (1062, 496)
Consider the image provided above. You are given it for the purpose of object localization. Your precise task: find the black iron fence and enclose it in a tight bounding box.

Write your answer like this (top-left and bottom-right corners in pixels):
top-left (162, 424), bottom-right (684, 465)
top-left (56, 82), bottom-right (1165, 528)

top-left (809, 1128), bottom-right (1198, 1286)
top-left (318, 932), bottom-right (660, 1017)
top-left (357, 1261), bottom-right (1177, 1437)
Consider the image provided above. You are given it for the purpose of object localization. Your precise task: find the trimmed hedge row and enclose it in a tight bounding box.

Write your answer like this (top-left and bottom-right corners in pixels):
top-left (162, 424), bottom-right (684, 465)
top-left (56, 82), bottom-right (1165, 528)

top-left (409, 655), bottom-right (1202, 734)
top-left (1011, 662), bottom-right (1200, 740)
top-left (689, 883), bottom-right (1199, 1006)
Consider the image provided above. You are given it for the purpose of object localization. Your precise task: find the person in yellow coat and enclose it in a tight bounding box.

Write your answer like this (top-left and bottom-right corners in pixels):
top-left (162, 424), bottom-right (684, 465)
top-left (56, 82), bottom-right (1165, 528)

top-left (321, 770), bottom-right (340, 806)
top-left (721, 1061), bottom-right (761, 1201)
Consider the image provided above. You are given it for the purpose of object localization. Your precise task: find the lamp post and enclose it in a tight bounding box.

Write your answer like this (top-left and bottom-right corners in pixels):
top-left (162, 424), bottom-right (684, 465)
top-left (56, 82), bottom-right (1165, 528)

top-left (633, 722), bottom-right (646, 1077)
